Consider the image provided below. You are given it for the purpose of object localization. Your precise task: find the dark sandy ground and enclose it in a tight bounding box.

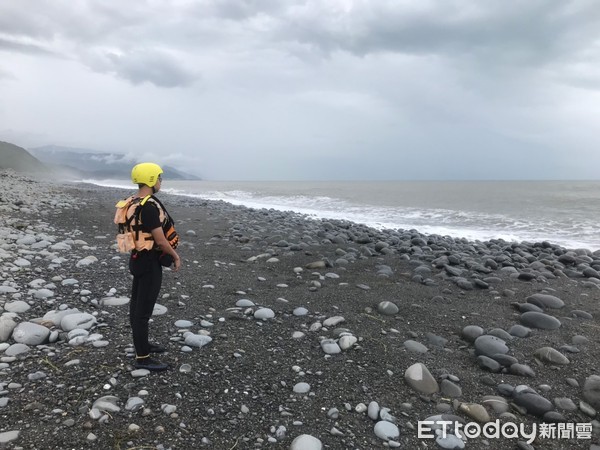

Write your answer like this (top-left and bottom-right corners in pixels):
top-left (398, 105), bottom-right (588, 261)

top-left (1, 178), bottom-right (599, 450)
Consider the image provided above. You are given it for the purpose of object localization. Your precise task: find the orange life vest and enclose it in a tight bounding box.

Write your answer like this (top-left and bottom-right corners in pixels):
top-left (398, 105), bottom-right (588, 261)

top-left (114, 195), bottom-right (179, 253)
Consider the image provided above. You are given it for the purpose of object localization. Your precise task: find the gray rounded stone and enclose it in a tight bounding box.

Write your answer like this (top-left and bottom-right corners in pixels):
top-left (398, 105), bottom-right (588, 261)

top-left (92, 396), bottom-right (121, 413)
top-left (583, 375), bottom-right (600, 409)
top-left (461, 325), bottom-right (484, 343)
top-left (183, 333), bottom-right (212, 348)
top-left (533, 347), bottom-right (570, 365)
top-left (60, 313), bottom-right (97, 332)
top-left (3, 301), bottom-right (30, 313)
top-left (125, 397), bottom-right (144, 411)
top-left (560, 344), bottom-right (579, 353)
top-left (33, 288), bottom-right (53, 299)
top-left (293, 307), bottom-right (309, 316)
top-left (368, 401), bottom-right (380, 421)
top-left (517, 303), bottom-right (543, 313)
top-left (0, 316), bottom-right (17, 342)
top-left (338, 335), bottom-right (357, 350)
top-left (0, 286), bottom-right (18, 294)
top-left (152, 303), bottom-right (168, 315)
top-left (404, 340), bottom-right (428, 354)
top-left (101, 297), bottom-right (129, 306)
top-left (254, 308), bottom-right (275, 320)
top-left (323, 316), bottom-right (345, 327)
top-left (583, 267), bottom-right (600, 278)
top-left (497, 384), bottom-right (515, 396)
top-left (570, 310), bottom-right (593, 319)
top-left (474, 335), bottom-right (509, 357)
top-left (377, 301), bottom-right (399, 316)
top-left (0, 431), bottom-right (20, 445)
top-left (513, 392), bottom-right (553, 417)
top-left (440, 379), bottom-right (462, 398)
top-left (405, 363), bottom-right (439, 395)
top-left (508, 325), bottom-right (532, 338)
top-left (526, 293), bottom-right (564, 309)
top-left (293, 383), bottom-right (311, 394)
top-left (435, 431), bottom-right (465, 449)
top-left (491, 354), bottom-right (518, 367)
top-left (12, 322), bottom-right (50, 345)
top-left (320, 339), bottom-right (341, 355)
top-left (572, 335), bottom-right (589, 345)
top-left (374, 421), bottom-right (400, 440)
top-left (520, 312), bottom-right (561, 330)
top-left (236, 299), bottom-right (255, 307)
top-left (16, 236), bottom-right (36, 245)
top-left (509, 363), bottom-right (536, 377)
top-left (4, 343), bottom-right (30, 356)
top-left (482, 396), bottom-right (509, 414)
top-left (477, 355), bottom-right (501, 373)
top-left (579, 401), bottom-right (597, 418)
top-left (43, 309), bottom-right (81, 327)
top-left (290, 434), bottom-right (322, 450)
top-left (458, 402), bottom-right (490, 423)
top-left (487, 328), bottom-right (513, 341)
top-left (554, 397), bottom-right (577, 412)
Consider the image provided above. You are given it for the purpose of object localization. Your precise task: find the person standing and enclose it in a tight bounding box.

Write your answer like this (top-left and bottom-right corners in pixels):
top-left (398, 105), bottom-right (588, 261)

top-left (124, 162), bottom-right (181, 371)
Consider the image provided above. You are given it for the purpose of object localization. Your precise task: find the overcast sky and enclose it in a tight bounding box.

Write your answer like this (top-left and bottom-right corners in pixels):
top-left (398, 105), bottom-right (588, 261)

top-left (1, 1), bottom-right (599, 180)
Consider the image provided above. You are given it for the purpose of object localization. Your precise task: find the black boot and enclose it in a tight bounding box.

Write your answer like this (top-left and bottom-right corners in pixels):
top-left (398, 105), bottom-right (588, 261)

top-left (149, 343), bottom-right (166, 353)
top-left (135, 356), bottom-right (169, 371)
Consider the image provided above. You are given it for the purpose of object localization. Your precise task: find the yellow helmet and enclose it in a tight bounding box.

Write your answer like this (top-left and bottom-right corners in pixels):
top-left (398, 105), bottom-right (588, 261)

top-left (131, 162), bottom-right (163, 187)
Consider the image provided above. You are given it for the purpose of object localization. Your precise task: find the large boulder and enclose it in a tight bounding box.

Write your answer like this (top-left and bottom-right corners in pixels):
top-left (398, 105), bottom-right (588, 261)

top-left (12, 322), bottom-right (50, 345)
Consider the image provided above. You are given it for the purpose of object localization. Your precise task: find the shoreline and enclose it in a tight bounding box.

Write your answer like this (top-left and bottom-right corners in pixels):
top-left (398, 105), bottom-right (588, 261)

top-left (70, 178), bottom-right (600, 255)
top-left (1, 171), bottom-right (600, 449)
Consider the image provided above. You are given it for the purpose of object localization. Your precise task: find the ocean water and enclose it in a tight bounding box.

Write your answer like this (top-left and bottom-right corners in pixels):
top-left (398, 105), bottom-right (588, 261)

top-left (85, 179), bottom-right (600, 251)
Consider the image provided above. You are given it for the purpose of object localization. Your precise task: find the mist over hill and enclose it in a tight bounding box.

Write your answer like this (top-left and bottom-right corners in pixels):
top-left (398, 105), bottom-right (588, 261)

top-left (30, 145), bottom-right (201, 180)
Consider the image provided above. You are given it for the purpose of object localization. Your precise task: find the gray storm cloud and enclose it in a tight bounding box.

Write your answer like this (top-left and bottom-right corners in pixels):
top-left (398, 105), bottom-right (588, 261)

top-left (90, 49), bottom-right (197, 88)
top-left (0, 1), bottom-right (599, 180)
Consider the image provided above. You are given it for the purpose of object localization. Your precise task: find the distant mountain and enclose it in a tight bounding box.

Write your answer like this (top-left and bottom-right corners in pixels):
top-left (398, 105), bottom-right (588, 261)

top-left (30, 145), bottom-right (201, 180)
top-left (0, 141), bottom-right (48, 173)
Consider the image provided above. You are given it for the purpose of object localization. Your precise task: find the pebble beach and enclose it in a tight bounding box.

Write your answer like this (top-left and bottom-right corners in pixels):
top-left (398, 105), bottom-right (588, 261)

top-left (1, 170), bottom-right (600, 450)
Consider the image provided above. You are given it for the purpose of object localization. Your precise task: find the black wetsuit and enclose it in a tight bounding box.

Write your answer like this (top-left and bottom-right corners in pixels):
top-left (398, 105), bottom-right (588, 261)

top-left (128, 202), bottom-right (162, 357)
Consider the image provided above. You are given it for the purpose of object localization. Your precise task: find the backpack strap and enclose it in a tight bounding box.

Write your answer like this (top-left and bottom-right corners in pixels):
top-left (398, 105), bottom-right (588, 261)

top-left (139, 195), bottom-right (152, 206)
top-left (124, 196), bottom-right (145, 242)
top-left (148, 195), bottom-right (175, 225)
top-left (131, 195), bottom-right (162, 243)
